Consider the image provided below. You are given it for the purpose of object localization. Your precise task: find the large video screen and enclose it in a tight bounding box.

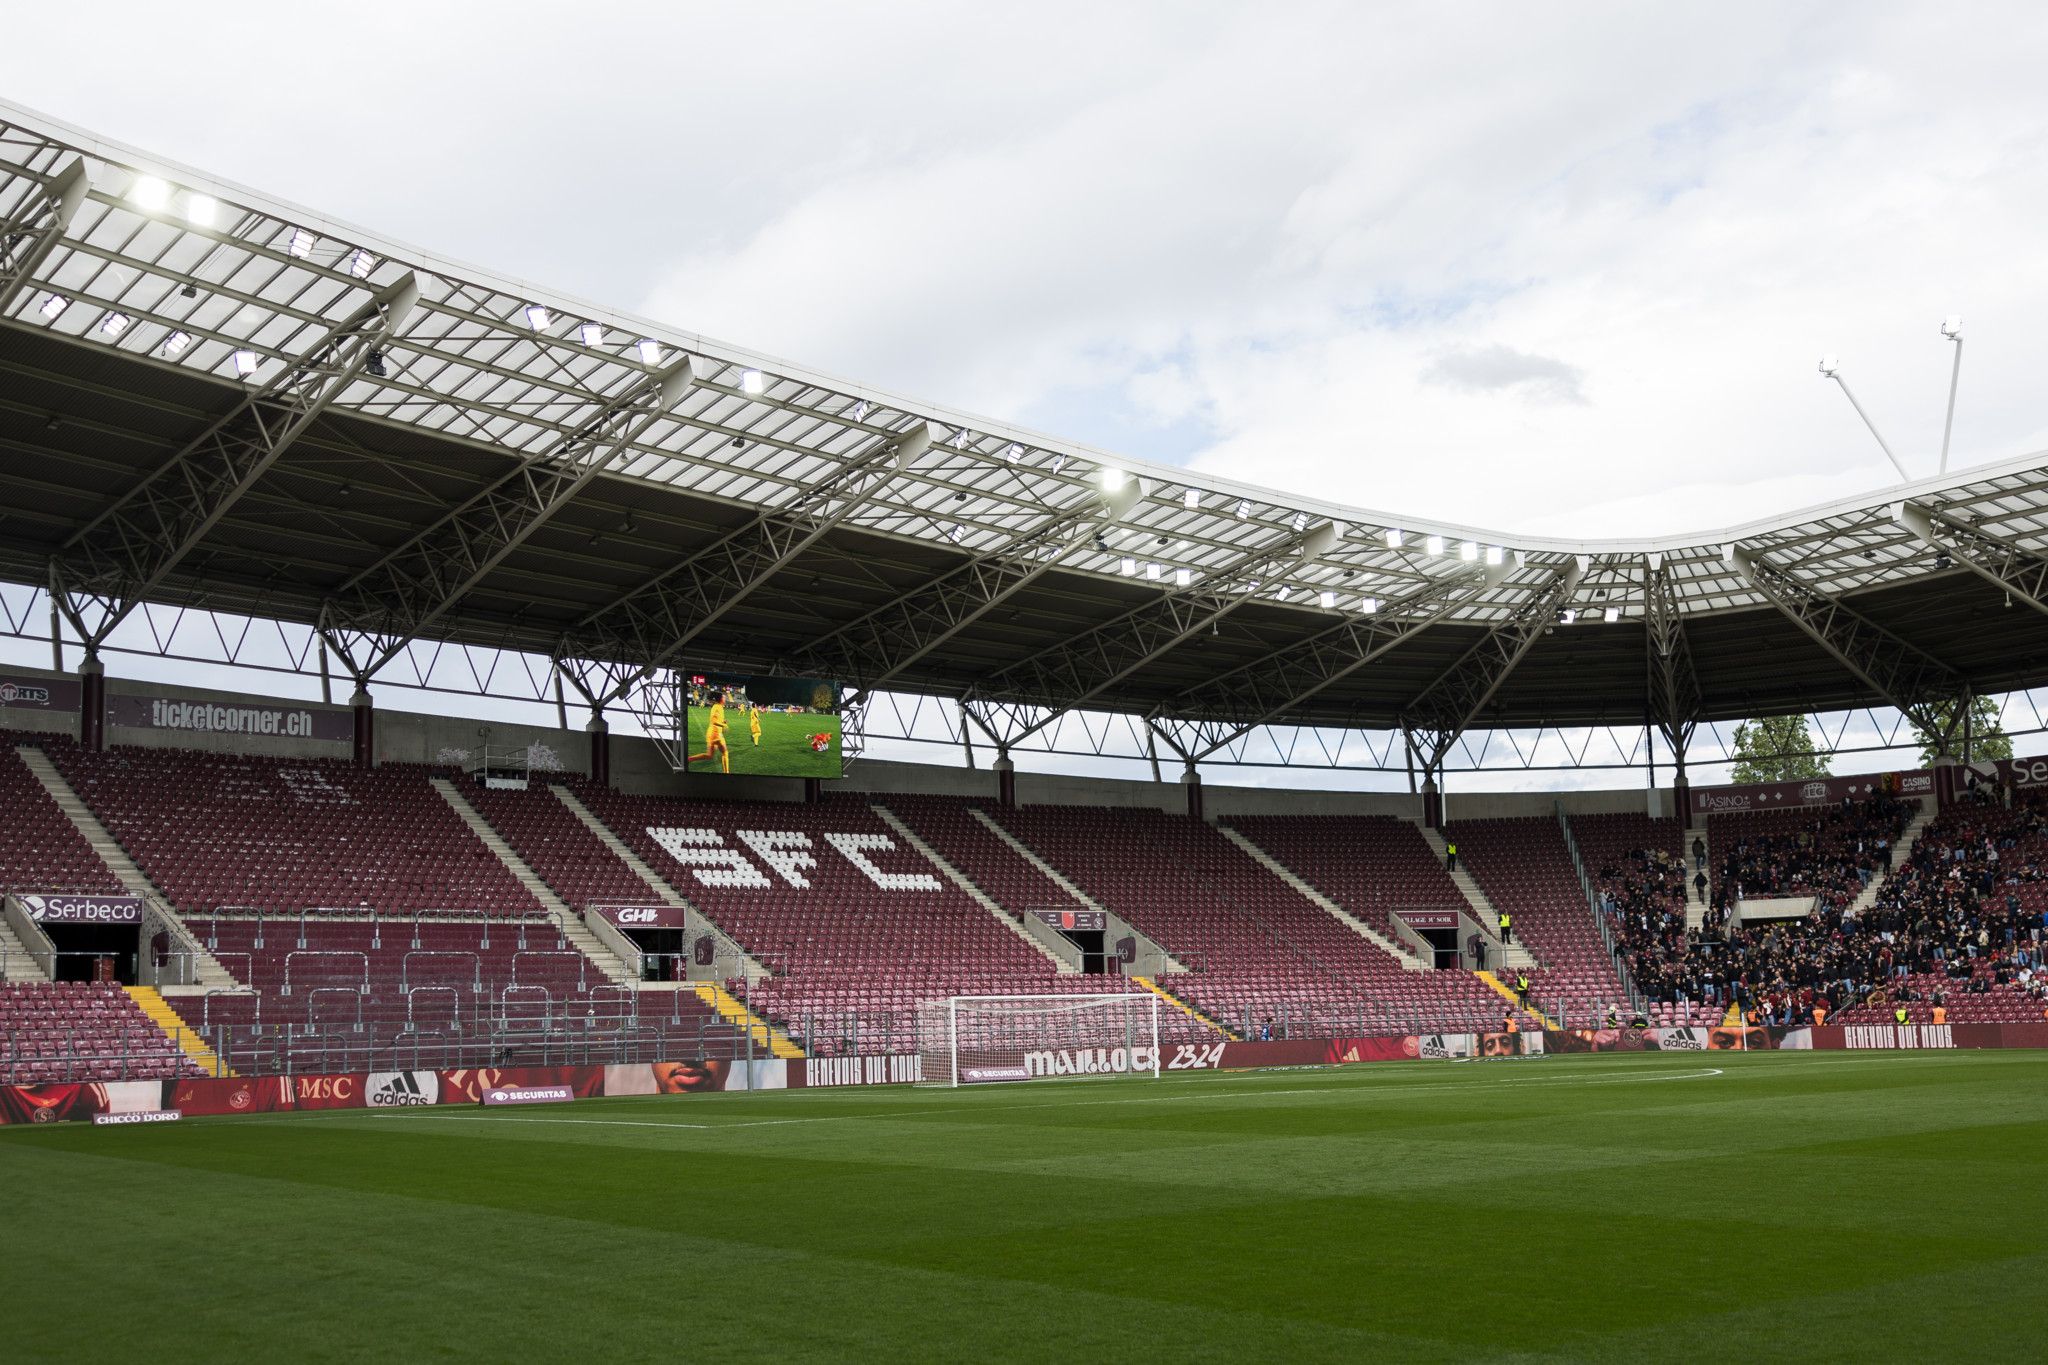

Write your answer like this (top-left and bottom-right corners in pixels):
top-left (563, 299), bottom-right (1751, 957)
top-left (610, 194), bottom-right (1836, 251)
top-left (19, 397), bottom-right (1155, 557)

top-left (684, 672), bottom-right (842, 778)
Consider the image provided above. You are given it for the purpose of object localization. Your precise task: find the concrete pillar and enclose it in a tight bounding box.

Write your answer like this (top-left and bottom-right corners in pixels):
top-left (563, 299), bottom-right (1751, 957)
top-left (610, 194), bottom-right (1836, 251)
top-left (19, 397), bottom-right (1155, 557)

top-left (1932, 754), bottom-right (1960, 810)
top-left (78, 654), bottom-right (105, 752)
top-left (1671, 773), bottom-right (1691, 823)
top-left (1421, 774), bottom-right (1443, 830)
top-left (586, 713), bottom-right (611, 789)
top-left (994, 752), bottom-right (1016, 808)
top-left (1182, 764), bottom-right (1204, 822)
top-left (351, 687), bottom-right (375, 769)
top-left (804, 777), bottom-right (824, 804)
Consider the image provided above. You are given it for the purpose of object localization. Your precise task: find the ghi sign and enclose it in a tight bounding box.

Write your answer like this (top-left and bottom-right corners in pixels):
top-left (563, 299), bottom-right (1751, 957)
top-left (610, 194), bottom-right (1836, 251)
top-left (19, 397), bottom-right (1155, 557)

top-left (589, 904), bottom-right (687, 930)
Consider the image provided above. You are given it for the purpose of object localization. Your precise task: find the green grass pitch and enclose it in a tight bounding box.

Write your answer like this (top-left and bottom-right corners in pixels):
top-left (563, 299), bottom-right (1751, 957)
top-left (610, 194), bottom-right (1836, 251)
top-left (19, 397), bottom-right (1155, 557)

top-left (5, 1051), bottom-right (2046, 1362)
top-left (685, 705), bottom-right (841, 777)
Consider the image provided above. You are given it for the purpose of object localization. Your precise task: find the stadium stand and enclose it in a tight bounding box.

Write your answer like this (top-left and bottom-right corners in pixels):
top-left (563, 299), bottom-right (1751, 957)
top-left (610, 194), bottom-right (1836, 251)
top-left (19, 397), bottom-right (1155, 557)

top-left (1702, 796), bottom-right (1913, 910)
top-left (1568, 812), bottom-right (1721, 1026)
top-left (1443, 815), bottom-right (1630, 1024)
top-left (0, 733), bottom-right (127, 898)
top-left (984, 803), bottom-right (1520, 1035)
top-left (1217, 813), bottom-right (1463, 945)
top-left (0, 982), bottom-right (204, 1084)
top-left (465, 783), bottom-right (654, 912)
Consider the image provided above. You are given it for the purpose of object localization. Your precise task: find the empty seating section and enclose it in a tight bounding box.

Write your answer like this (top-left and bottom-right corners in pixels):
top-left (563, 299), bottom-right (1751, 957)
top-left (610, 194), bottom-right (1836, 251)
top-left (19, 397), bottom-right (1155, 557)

top-left (0, 982), bottom-right (201, 1083)
top-left (1446, 816), bottom-right (1627, 1023)
top-left (1569, 813), bottom-right (1717, 1027)
top-left (986, 804), bottom-right (1512, 1033)
top-left (571, 787), bottom-right (1169, 1053)
top-left (0, 733), bottom-right (123, 896)
top-left (882, 795), bottom-right (1089, 917)
top-left (1221, 814), bottom-right (1464, 941)
top-left (465, 784), bottom-right (651, 910)
top-left (41, 746), bottom-right (539, 916)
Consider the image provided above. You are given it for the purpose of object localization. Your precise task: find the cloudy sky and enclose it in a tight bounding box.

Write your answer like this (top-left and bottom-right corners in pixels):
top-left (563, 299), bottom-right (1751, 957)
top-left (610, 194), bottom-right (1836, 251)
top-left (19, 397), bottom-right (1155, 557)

top-left (10, 1), bottom-right (2048, 544)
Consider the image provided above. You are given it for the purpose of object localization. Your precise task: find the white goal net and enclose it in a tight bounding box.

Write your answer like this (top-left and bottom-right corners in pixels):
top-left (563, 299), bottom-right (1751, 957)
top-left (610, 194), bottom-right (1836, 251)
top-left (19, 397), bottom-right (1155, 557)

top-left (916, 993), bottom-right (1162, 1087)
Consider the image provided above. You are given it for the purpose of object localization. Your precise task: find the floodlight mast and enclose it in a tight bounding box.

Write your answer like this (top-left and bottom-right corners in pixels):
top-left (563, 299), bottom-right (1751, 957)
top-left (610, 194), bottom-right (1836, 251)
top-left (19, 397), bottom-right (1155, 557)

top-left (1817, 355), bottom-right (1909, 481)
top-left (1939, 315), bottom-right (1964, 474)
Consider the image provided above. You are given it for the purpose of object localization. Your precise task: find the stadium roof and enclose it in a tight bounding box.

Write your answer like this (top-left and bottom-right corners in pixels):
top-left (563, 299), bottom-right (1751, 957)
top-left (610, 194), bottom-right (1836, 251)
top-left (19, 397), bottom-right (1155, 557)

top-left (5, 98), bottom-right (2048, 766)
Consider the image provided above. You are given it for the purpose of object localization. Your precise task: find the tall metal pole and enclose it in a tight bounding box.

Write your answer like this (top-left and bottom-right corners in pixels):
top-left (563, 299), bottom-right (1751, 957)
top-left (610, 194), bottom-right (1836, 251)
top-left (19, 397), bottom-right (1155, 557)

top-left (1827, 371), bottom-right (1910, 480)
top-left (1940, 331), bottom-right (1964, 474)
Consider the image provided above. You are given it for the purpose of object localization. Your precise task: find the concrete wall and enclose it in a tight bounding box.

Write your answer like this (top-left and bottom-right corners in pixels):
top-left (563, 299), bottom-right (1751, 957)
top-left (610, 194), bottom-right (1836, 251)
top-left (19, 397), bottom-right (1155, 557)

top-left (0, 662), bottom-right (1663, 820)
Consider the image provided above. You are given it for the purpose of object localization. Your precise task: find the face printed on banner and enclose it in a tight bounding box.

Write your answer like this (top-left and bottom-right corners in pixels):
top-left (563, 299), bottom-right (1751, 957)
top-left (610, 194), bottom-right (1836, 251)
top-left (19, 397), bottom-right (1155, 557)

top-left (652, 1059), bottom-right (731, 1093)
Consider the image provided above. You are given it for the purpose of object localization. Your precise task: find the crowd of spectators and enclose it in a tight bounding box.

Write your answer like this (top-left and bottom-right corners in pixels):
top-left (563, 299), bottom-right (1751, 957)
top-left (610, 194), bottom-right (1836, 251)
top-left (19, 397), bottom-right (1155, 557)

top-left (1705, 795), bottom-right (1914, 910)
top-left (1598, 788), bottom-right (2048, 1023)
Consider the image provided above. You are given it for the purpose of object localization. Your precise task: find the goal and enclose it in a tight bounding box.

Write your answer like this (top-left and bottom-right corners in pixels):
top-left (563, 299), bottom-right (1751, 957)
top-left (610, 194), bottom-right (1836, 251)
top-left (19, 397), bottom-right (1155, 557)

top-left (916, 993), bottom-right (1161, 1087)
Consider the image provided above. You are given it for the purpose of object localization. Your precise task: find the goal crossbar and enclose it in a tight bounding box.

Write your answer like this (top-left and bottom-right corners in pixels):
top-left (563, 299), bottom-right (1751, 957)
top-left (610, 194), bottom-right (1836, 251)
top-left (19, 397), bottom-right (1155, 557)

top-left (917, 992), bottom-right (1161, 1088)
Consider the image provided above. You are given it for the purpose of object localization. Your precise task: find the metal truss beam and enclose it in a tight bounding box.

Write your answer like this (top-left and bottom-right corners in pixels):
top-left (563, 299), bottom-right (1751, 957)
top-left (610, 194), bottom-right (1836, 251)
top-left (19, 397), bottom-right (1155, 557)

top-left (318, 357), bottom-right (701, 682)
top-left (1401, 563), bottom-right (1583, 772)
top-left (1893, 500), bottom-right (2048, 617)
top-left (51, 273), bottom-right (420, 648)
top-left (802, 480), bottom-right (1145, 705)
top-left (1729, 545), bottom-right (1966, 749)
top-left (1643, 555), bottom-right (1700, 763)
top-left (565, 421), bottom-right (939, 702)
top-left (962, 522), bottom-right (1333, 747)
top-left (1147, 566), bottom-right (1498, 762)
top-left (0, 159), bottom-right (88, 314)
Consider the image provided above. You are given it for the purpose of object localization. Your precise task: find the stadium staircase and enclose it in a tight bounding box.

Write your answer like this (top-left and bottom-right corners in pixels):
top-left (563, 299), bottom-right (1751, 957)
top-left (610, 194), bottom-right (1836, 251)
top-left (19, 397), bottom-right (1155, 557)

top-left (871, 805), bottom-right (1073, 970)
top-left (125, 985), bottom-right (230, 1076)
top-left (1131, 975), bottom-right (1237, 1039)
top-left (1841, 799), bottom-right (1934, 920)
top-left (692, 983), bottom-right (805, 1058)
top-left (430, 778), bottom-right (634, 987)
top-left (1474, 970), bottom-right (1557, 1029)
top-left (1683, 821), bottom-right (1709, 928)
top-left (1214, 826), bottom-right (1432, 970)
top-left (15, 744), bottom-right (241, 994)
top-left (965, 807), bottom-right (1122, 924)
top-left (1402, 818), bottom-right (1538, 970)
top-left (0, 916), bottom-right (48, 982)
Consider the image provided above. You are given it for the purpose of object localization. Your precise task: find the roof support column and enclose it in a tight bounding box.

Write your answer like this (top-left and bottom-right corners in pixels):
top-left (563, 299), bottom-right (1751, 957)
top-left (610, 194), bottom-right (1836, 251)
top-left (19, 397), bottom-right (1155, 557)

top-left (0, 160), bottom-right (88, 314)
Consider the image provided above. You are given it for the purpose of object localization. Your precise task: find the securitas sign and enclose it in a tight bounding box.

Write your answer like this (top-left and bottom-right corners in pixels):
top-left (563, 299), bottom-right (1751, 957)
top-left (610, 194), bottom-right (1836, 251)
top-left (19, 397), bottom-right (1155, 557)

top-left (17, 893), bottom-right (145, 924)
top-left (589, 904), bottom-right (688, 930)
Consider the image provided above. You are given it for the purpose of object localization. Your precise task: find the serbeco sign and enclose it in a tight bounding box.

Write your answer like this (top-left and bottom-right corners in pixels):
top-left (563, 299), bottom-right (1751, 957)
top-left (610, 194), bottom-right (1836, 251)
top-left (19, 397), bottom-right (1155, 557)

top-left (590, 904), bottom-right (688, 930)
top-left (17, 893), bottom-right (145, 924)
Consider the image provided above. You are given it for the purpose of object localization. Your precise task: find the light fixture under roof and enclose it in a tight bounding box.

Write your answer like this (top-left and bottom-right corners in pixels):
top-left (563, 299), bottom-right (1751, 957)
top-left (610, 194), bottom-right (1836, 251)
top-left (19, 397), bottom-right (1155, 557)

top-left (1183, 487), bottom-right (1199, 510)
top-left (1319, 589), bottom-right (1335, 609)
top-left (288, 227), bottom-right (314, 260)
top-left (1050, 454), bottom-right (1066, 474)
top-left (1146, 562), bottom-right (1161, 581)
top-left (38, 294), bottom-right (66, 320)
top-left (1235, 500), bottom-right (1249, 519)
top-left (1174, 567), bottom-right (1191, 587)
top-left (1459, 540), bottom-right (1479, 562)
top-left (524, 304), bottom-right (551, 331)
top-left (852, 400), bottom-right (869, 422)
top-left (739, 368), bottom-right (766, 395)
top-left (99, 312), bottom-right (131, 337)
top-left (1005, 444), bottom-right (1023, 464)
top-left (1291, 512), bottom-right (1308, 532)
top-left (1361, 597), bottom-right (1379, 614)
top-left (1120, 556), bottom-right (1136, 576)
top-left (232, 350), bottom-right (259, 377)
top-left (1485, 545), bottom-right (1504, 566)
top-left (1277, 585), bottom-right (1292, 600)
top-left (1557, 608), bottom-right (1578, 625)
top-left (348, 249), bottom-right (375, 280)
top-left (1101, 467), bottom-right (1128, 492)
top-left (161, 330), bottom-right (192, 357)
top-left (185, 194), bottom-right (219, 228)
top-left (1385, 528), bottom-right (1403, 549)
top-left (1426, 535), bottom-right (1445, 556)
top-left (579, 322), bottom-right (605, 347)
top-left (1603, 606), bottom-right (1620, 623)
top-left (130, 175), bottom-right (171, 211)
top-left (637, 338), bottom-right (662, 364)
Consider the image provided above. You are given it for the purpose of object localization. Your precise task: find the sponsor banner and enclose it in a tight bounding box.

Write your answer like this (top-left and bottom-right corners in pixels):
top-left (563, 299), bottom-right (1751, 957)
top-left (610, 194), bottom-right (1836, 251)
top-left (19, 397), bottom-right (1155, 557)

top-left (0, 677), bottom-right (80, 711)
top-left (601, 1060), bottom-right (788, 1095)
top-left (483, 1085), bottom-right (576, 1106)
top-left (436, 1068), bottom-right (607, 1105)
top-left (1327, 1036), bottom-right (1423, 1063)
top-left (1690, 770), bottom-right (1929, 816)
top-left (365, 1072), bottom-right (438, 1108)
top-left (167, 1075), bottom-right (292, 1117)
top-left (1396, 910), bottom-right (1461, 930)
top-left (1970, 757), bottom-right (2048, 792)
top-left (92, 1110), bottom-right (182, 1126)
top-left (1818, 1024), bottom-right (1959, 1051)
top-left (107, 694), bottom-right (354, 743)
top-left (589, 903), bottom-right (689, 930)
top-left (1030, 908), bottom-right (1108, 933)
top-left (15, 892), bottom-right (145, 925)
top-left (792, 1055), bottom-right (922, 1088)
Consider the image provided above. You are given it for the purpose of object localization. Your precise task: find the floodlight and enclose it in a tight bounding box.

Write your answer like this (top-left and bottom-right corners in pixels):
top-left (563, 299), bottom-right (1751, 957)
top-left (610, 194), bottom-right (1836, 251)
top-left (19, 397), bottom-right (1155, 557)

top-left (1361, 597), bottom-right (1379, 614)
top-left (348, 249), bottom-right (374, 280)
top-left (185, 194), bottom-right (219, 228)
top-left (1514, 550), bottom-right (1528, 567)
top-left (525, 304), bottom-right (551, 330)
top-left (852, 400), bottom-right (870, 422)
top-left (1485, 545), bottom-right (1504, 566)
top-left (1557, 608), bottom-right (1577, 625)
top-left (739, 368), bottom-right (766, 395)
top-left (99, 313), bottom-right (131, 337)
top-left (1235, 500), bottom-right (1249, 519)
top-left (579, 323), bottom-right (604, 347)
top-left (1384, 528), bottom-right (1403, 549)
top-left (130, 176), bottom-right (170, 211)
top-left (1459, 540), bottom-right (1479, 562)
top-left (1277, 585), bottom-right (1291, 600)
top-left (1006, 444), bottom-right (1024, 464)
top-left (1183, 488), bottom-right (1199, 510)
top-left (1940, 315), bottom-right (1963, 341)
top-left (1319, 589), bottom-right (1335, 609)
top-left (1101, 467), bottom-right (1127, 492)
top-left (288, 228), bottom-right (314, 260)
top-left (1603, 606), bottom-right (1620, 623)
top-left (1146, 562), bottom-right (1161, 581)
top-left (232, 350), bottom-right (258, 376)
top-left (38, 294), bottom-right (66, 319)
top-left (1425, 535), bottom-right (1445, 556)
top-left (1174, 567), bottom-right (1191, 587)
top-left (1120, 557), bottom-right (1136, 576)
top-left (637, 338), bottom-right (662, 364)
top-left (161, 330), bottom-right (192, 357)
top-left (1817, 354), bottom-right (1839, 377)
top-left (1050, 454), bottom-right (1067, 474)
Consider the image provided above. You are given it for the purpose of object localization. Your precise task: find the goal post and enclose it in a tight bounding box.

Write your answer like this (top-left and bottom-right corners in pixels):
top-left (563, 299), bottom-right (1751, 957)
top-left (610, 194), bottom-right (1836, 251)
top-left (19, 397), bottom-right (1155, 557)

top-left (916, 993), bottom-right (1162, 1087)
